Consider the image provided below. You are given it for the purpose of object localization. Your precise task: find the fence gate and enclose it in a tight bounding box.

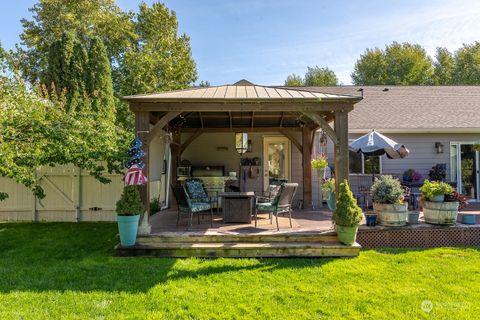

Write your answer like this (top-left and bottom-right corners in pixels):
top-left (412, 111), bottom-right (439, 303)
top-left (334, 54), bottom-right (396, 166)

top-left (0, 165), bottom-right (123, 222)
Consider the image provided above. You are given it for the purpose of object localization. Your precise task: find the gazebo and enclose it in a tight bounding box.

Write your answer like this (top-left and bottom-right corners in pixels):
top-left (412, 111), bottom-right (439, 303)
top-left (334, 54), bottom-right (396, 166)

top-left (124, 80), bottom-right (362, 210)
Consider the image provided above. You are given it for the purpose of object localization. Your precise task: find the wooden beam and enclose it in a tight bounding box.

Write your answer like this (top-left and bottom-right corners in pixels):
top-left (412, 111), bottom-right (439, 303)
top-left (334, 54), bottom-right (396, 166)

top-left (146, 112), bottom-right (181, 142)
top-left (279, 112), bottom-right (284, 127)
top-left (333, 111), bottom-right (349, 198)
top-left (302, 127), bottom-right (313, 209)
top-left (171, 130), bottom-right (181, 183)
top-left (130, 102), bottom-right (355, 113)
top-left (279, 129), bottom-right (302, 154)
top-left (180, 127), bottom-right (302, 133)
top-left (135, 111), bottom-right (150, 212)
top-left (251, 112), bottom-right (255, 128)
top-left (301, 111), bottom-right (339, 145)
top-left (180, 130), bottom-right (203, 155)
top-left (228, 112), bottom-right (233, 128)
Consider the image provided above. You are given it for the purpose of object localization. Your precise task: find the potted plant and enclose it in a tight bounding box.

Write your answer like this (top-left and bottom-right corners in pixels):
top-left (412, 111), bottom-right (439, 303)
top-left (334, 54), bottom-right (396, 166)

top-left (371, 175), bottom-right (408, 226)
top-left (116, 185), bottom-right (145, 247)
top-left (321, 178), bottom-right (335, 210)
top-left (311, 153), bottom-right (328, 179)
top-left (420, 180), bottom-right (457, 225)
top-left (332, 180), bottom-right (363, 245)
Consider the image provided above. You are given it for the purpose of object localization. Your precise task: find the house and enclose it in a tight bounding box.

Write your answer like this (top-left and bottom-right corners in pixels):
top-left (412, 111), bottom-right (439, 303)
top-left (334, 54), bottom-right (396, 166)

top-left (298, 86), bottom-right (480, 203)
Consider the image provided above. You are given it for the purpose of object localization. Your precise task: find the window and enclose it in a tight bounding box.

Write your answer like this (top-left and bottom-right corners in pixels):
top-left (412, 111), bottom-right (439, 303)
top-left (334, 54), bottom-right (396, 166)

top-left (349, 150), bottom-right (381, 174)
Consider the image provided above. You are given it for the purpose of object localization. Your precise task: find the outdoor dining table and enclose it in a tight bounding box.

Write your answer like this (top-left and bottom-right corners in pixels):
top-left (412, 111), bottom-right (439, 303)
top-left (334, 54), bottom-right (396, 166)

top-left (218, 191), bottom-right (255, 223)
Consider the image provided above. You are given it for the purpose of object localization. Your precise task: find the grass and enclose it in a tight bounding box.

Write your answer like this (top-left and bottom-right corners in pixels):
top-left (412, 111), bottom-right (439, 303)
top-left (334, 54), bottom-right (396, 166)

top-left (0, 223), bottom-right (479, 319)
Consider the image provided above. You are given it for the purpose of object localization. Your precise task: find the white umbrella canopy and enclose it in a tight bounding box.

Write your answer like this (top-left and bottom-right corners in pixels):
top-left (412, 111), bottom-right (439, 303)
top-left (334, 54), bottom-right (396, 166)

top-left (349, 130), bottom-right (410, 159)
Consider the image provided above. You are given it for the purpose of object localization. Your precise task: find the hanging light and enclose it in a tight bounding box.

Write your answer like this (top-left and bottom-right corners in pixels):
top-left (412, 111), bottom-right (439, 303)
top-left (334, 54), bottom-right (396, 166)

top-left (235, 132), bottom-right (248, 154)
top-left (319, 131), bottom-right (327, 147)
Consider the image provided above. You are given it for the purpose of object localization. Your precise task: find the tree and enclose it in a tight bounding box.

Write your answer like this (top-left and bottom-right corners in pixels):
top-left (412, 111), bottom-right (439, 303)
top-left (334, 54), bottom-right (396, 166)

top-left (0, 51), bottom-right (127, 200)
top-left (85, 37), bottom-right (115, 117)
top-left (351, 48), bottom-right (385, 85)
top-left (18, 0), bottom-right (136, 83)
top-left (433, 47), bottom-right (455, 85)
top-left (351, 42), bottom-right (433, 85)
top-left (304, 66), bottom-right (338, 86)
top-left (198, 80), bottom-right (211, 87)
top-left (284, 73), bottom-right (304, 86)
top-left (118, 2), bottom-right (197, 95)
top-left (453, 41), bottom-right (480, 84)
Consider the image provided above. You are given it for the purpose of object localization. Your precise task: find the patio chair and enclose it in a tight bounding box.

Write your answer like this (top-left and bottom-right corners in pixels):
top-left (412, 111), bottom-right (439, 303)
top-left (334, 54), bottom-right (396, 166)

top-left (254, 183), bottom-right (298, 230)
top-left (170, 184), bottom-right (213, 230)
top-left (255, 184), bottom-right (282, 204)
top-left (184, 178), bottom-right (218, 208)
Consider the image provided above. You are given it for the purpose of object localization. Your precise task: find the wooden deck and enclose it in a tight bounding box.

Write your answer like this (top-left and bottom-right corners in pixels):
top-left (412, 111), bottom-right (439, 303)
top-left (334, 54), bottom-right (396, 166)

top-left (115, 204), bottom-right (480, 258)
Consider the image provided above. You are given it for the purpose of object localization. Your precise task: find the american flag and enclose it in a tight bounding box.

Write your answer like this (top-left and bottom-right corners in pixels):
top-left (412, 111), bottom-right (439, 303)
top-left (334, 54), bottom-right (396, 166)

top-left (124, 164), bottom-right (148, 186)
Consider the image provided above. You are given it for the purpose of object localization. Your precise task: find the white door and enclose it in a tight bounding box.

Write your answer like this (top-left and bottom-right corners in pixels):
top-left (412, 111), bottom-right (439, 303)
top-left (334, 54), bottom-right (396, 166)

top-left (263, 136), bottom-right (291, 190)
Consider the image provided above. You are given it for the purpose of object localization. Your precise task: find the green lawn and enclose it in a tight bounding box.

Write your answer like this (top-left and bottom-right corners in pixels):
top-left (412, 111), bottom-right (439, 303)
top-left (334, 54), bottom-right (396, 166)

top-left (0, 223), bottom-right (479, 319)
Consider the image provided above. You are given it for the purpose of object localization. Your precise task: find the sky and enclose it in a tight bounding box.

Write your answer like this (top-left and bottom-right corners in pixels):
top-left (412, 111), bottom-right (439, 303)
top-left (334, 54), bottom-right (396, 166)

top-left (1, 0), bottom-right (480, 85)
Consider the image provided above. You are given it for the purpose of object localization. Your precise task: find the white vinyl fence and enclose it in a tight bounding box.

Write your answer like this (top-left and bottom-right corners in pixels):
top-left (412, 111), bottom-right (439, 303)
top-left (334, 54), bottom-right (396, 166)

top-left (0, 165), bottom-right (123, 222)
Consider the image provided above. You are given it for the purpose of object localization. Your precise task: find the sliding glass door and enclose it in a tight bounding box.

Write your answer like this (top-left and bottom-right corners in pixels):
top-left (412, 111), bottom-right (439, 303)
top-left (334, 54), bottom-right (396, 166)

top-left (451, 143), bottom-right (480, 201)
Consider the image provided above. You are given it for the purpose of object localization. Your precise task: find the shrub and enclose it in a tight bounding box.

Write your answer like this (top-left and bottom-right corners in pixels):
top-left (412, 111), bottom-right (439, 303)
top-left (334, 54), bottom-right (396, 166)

top-left (420, 180), bottom-right (454, 200)
top-left (333, 180), bottom-right (363, 227)
top-left (371, 175), bottom-right (404, 204)
top-left (116, 185), bottom-right (144, 216)
top-left (149, 197), bottom-right (161, 214)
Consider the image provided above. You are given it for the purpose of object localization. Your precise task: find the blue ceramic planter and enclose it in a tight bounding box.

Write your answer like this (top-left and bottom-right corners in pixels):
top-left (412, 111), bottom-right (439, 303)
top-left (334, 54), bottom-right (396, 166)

top-left (462, 214), bottom-right (476, 225)
top-left (117, 214), bottom-right (140, 247)
top-left (365, 214), bottom-right (377, 226)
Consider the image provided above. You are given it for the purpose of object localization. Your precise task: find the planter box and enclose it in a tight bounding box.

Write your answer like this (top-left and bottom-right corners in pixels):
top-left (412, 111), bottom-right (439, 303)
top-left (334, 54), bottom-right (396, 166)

top-left (373, 202), bottom-right (408, 227)
top-left (423, 201), bottom-right (458, 225)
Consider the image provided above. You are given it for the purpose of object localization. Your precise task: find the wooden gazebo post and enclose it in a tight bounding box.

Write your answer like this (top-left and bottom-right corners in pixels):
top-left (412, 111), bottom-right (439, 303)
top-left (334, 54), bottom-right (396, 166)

top-left (333, 110), bottom-right (350, 198)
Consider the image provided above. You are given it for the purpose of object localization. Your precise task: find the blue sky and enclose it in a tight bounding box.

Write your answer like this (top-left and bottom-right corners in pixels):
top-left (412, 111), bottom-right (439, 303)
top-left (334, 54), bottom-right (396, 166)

top-left (1, 0), bottom-right (480, 85)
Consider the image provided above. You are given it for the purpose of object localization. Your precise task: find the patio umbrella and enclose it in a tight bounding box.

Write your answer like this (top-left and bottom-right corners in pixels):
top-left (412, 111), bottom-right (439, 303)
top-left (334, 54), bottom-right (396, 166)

top-left (349, 130), bottom-right (409, 159)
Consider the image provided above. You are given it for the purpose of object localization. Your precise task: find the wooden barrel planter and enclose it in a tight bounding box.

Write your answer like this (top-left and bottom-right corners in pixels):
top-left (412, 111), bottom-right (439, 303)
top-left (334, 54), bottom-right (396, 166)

top-left (373, 202), bottom-right (408, 227)
top-left (423, 201), bottom-right (459, 225)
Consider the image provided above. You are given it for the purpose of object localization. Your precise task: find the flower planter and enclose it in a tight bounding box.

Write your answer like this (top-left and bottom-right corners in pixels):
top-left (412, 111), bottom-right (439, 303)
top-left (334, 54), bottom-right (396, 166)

top-left (117, 214), bottom-right (140, 247)
top-left (461, 213), bottom-right (476, 225)
top-left (335, 225), bottom-right (358, 245)
top-left (407, 211), bottom-right (420, 224)
top-left (365, 213), bottom-right (377, 226)
top-left (373, 202), bottom-right (408, 227)
top-left (423, 201), bottom-right (458, 225)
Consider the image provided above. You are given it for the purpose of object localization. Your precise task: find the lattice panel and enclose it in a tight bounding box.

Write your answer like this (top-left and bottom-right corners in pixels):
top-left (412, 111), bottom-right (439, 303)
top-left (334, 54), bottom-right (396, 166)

top-left (357, 227), bottom-right (480, 248)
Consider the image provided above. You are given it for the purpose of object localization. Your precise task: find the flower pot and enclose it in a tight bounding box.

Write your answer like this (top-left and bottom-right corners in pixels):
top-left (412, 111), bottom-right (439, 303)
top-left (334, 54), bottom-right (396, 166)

top-left (461, 213), bottom-right (476, 225)
top-left (407, 211), bottom-right (420, 224)
top-left (327, 191), bottom-right (336, 211)
top-left (365, 213), bottom-right (377, 226)
top-left (373, 202), bottom-right (408, 227)
top-left (335, 225), bottom-right (358, 245)
top-left (431, 195), bottom-right (445, 202)
top-left (117, 214), bottom-right (140, 247)
top-left (423, 201), bottom-right (458, 225)
top-left (317, 168), bottom-right (326, 179)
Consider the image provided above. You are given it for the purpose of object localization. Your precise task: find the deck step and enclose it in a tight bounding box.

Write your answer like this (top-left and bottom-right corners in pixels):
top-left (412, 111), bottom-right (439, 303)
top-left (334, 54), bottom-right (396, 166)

top-left (137, 232), bottom-right (338, 244)
top-left (115, 241), bottom-right (360, 258)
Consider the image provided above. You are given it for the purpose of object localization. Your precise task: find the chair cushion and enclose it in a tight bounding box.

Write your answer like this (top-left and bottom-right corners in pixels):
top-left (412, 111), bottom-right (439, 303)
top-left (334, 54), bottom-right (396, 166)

top-left (256, 202), bottom-right (273, 211)
top-left (190, 202), bottom-right (211, 212)
top-left (185, 180), bottom-right (208, 199)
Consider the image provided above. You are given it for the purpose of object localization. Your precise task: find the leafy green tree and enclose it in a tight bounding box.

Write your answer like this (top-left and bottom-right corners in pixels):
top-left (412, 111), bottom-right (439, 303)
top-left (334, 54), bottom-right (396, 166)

top-left (44, 32), bottom-right (76, 94)
top-left (68, 40), bottom-right (88, 104)
top-left (453, 41), bottom-right (480, 84)
top-left (304, 66), bottom-right (338, 86)
top-left (284, 73), bottom-right (304, 86)
top-left (198, 80), bottom-right (211, 87)
top-left (433, 47), bottom-right (455, 85)
top-left (0, 52), bottom-right (128, 200)
top-left (352, 42), bottom-right (433, 85)
top-left (351, 48), bottom-right (385, 85)
top-left (118, 2), bottom-right (197, 95)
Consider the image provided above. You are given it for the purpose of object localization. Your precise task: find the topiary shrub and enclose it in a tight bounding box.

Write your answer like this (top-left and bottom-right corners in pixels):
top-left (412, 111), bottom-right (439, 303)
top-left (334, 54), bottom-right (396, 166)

top-left (371, 175), bottom-right (404, 204)
top-left (333, 180), bottom-right (363, 227)
top-left (116, 185), bottom-right (144, 216)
